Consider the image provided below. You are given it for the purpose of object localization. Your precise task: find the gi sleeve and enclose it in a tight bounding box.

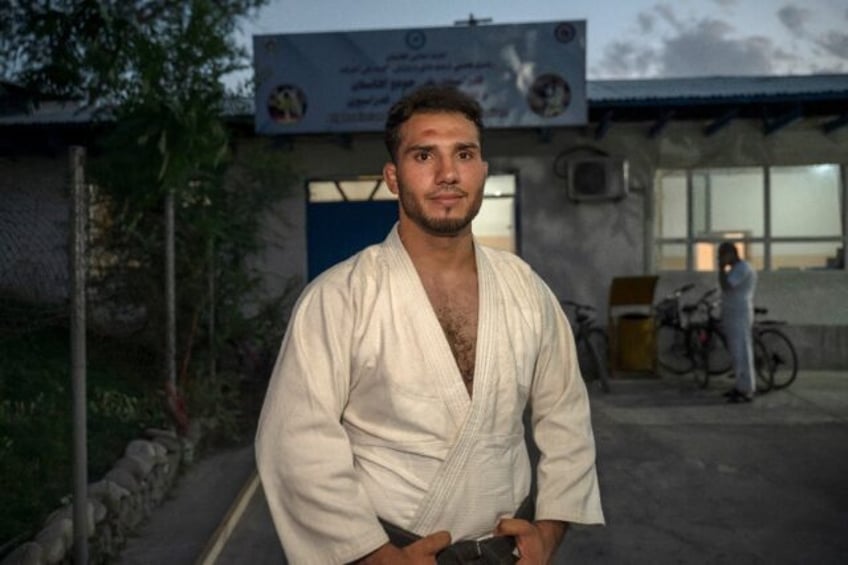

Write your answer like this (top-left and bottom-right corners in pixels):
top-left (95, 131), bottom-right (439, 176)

top-left (255, 280), bottom-right (389, 565)
top-left (527, 276), bottom-right (605, 526)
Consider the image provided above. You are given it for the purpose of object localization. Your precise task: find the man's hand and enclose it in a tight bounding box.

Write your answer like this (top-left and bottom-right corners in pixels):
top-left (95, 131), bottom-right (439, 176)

top-left (356, 531), bottom-right (451, 564)
top-left (495, 518), bottom-right (568, 564)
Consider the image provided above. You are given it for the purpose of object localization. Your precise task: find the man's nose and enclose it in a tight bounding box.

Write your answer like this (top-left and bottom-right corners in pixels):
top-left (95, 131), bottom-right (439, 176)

top-left (436, 156), bottom-right (459, 184)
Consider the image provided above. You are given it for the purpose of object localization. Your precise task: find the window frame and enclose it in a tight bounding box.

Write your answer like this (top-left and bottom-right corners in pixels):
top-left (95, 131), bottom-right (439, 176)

top-left (653, 163), bottom-right (847, 272)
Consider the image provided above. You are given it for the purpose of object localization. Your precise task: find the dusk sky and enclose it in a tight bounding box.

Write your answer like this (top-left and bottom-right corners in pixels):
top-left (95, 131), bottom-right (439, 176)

top-left (237, 0), bottom-right (848, 79)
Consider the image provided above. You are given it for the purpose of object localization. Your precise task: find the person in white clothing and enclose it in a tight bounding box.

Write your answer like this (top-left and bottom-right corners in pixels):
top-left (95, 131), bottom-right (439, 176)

top-left (718, 241), bottom-right (758, 403)
top-left (255, 85), bottom-right (604, 564)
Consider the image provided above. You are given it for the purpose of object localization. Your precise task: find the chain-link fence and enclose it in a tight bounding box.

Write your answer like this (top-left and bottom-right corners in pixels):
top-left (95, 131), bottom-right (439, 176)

top-left (2, 130), bottom-right (303, 555)
top-left (0, 153), bottom-right (71, 336)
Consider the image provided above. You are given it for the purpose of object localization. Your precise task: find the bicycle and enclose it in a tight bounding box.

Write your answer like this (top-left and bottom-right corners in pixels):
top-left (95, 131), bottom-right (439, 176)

top-left (657, 285), bottom-right (775, 393)
top-left (655, 284), bottom-right (730, 381)
top-left (655, 284), bottom-right (741, 388)
top-left (753, 307), bottom-right (799, 390)
top-left (654, 282), bottom-right (695, 374)
top-left (562, 300), bottom-right (611, 393)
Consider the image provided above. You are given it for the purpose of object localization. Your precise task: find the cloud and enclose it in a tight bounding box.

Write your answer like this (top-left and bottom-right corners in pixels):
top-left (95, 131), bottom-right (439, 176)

top-left (596, 40), bottom-right (659, 78)
top-left (777, 5), bottom-right (812, 35)
top-left (592, 3), bottom-right (819, 78)
top-left (660, 19), bottom-right (780, 76)
top-left (637, 12), bottom-right (655, 35)
top-left (818, 30), bottom-right (848, 59)
top-left (654, 3), bottom-right (684, 34)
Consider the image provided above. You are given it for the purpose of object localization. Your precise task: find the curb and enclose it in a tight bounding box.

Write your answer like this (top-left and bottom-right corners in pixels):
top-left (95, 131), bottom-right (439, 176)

top-left (194, 469), bottom-right (260, 565)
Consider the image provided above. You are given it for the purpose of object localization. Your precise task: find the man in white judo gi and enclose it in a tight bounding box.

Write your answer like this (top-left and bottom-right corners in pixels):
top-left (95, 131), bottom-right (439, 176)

top-left (256, 85), bottom-right (604, 564)
top-left (718, 242), bottom-right (758, 403)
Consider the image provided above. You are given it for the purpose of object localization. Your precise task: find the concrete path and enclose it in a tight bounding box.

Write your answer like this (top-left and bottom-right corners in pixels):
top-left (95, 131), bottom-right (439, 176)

top-left (115, 444), bottom-right (256, 565)
top-left (119, 371), bottom-right (848, 564)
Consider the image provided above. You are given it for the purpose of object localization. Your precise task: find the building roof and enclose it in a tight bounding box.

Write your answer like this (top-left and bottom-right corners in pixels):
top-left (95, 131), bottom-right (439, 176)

top-left (575, 74), bottom-right (848, 138)
top-left (0, 100), bottom-right (99, 125)
top-left (587, 74), bottom-right (848, 106)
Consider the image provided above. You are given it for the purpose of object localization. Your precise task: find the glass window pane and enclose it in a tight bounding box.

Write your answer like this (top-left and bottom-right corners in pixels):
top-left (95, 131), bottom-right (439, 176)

top-left (693, 241), bottom-right (716, 272)
top-left (747, 242), bottom-right (764, 271)
top-left (693, 240), bottom-right (763, 271)
top-left (655, 171), bottom-right (687, 239)
top-left (772, 241), bottom-right (844, 270)
top-left (308, 181), bottom-right (343, 202)
top-left (372, 180), bottom-right (397, 201)
top-left (474, 197), bottom-right (515, 252)
top-left (771, 165), bottom-right (842, 237)
top-left (693, 167), bottom-right (764, 237)
top-left (484, 174), bottom-right (516, 196)
top-left (339, 180), bottom-right (380, 201)
top-left (656, 242), bottom-right (687, 271)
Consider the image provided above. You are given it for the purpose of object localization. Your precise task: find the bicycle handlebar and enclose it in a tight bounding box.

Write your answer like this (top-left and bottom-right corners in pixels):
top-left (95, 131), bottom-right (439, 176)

top-left (676, 282), bottom-right (696, 296)
top-left (562, 299), bottom-right (596, 312)
top-left (659, 282), bottom-right (695, 302)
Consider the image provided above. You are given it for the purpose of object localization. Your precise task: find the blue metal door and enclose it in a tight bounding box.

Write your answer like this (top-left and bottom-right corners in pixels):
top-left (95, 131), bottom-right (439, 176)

top-left (306, 200), bottom-right (398, 280)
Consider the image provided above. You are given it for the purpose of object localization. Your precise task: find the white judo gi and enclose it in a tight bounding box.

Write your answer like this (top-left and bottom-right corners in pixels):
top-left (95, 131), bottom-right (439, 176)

top-left (255, 225), bottom-right (604, 564)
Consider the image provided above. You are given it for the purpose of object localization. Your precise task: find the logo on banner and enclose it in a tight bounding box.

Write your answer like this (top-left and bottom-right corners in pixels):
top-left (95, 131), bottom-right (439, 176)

top-left (527, 74), bottom-right (571, 118)
top-left (268, 84), bottom-right (308, 124)
top-left (554, 23), bottom-right (577, 44)
top-left (406, 30), bottom-right (426, 50)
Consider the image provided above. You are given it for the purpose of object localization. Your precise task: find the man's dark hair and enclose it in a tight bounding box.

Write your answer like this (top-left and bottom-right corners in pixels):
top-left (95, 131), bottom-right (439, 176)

top-left (384, 85), bottom-right (484, 162)
top-left (718, 241), bottom-right (739, 258)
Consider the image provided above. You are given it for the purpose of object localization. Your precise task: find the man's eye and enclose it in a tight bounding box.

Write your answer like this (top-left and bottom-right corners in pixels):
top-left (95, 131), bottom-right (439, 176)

top-left (414, 152), bottom-right (431, 161)
top-left (458, 151), bottom-right (475, 160)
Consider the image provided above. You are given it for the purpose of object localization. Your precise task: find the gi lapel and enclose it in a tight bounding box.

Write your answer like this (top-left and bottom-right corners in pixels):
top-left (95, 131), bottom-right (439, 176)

top-left (384, 226), bottom-right (471, 428)
top-left (407, 243), bottom-right (499, 534)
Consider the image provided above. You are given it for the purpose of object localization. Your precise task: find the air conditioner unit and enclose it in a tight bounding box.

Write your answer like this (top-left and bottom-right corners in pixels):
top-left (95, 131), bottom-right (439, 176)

top-left (567, 156), bottom-right (629, 202)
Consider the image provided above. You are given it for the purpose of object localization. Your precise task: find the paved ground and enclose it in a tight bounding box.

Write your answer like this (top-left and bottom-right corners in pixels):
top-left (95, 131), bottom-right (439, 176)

top-left (559, 370), bottom-right (848, 564)
top-left (116, 444), bottom-right (256, 565)
top-left (117, 371), bottom-right (848, 564)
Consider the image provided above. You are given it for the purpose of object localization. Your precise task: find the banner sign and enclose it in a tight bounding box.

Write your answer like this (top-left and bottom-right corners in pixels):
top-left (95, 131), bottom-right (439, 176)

top-left (253, 20), bottom-right (586, 134)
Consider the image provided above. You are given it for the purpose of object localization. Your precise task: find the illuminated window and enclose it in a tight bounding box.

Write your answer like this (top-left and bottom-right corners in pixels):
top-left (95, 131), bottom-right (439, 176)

top-left (654, 164), bottom-right (845, 271)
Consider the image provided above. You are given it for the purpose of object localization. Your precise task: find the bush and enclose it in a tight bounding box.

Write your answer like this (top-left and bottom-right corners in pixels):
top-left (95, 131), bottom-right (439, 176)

top-left (0, 323), bottom-right (166, 548)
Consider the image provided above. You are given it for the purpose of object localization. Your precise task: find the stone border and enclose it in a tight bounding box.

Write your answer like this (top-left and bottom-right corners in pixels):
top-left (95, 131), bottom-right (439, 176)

top-left (1, 421), bottom-right (208, 565)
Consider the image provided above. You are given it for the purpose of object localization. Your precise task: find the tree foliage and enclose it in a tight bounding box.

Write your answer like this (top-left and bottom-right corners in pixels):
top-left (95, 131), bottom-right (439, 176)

top-left (0, 0), bottom-right (297, 423)
top-left (0, 0), bottom-right (265, 103)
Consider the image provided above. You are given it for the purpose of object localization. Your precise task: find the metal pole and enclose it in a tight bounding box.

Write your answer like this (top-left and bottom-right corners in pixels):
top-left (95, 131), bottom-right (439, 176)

top-left (841, 164), bottom-right (847, 269)
top-left (69, 146), bottom-right (89, 564)
top-left (208, 237), bottom-right (216, 380)
top-left (165, 190), bottom-right (177, 388)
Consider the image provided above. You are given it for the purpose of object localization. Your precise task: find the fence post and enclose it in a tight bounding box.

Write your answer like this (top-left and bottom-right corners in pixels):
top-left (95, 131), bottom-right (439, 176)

top-left (69, 145), bottom-right (89, 564)
top-left (165, 190), bottom-right (176, 389)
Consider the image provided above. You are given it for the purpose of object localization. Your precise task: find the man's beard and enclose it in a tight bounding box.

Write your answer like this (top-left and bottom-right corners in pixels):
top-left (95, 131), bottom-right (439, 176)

top-left (397, 184), bottom-right (484, 236)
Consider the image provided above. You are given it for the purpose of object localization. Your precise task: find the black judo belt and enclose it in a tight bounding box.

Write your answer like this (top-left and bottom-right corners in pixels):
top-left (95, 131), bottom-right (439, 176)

top-left (378, 496), bottom-right (534, 564)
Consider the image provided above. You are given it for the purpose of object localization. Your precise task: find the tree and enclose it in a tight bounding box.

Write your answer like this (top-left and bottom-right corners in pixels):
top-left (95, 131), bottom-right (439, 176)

top-left (0, 0), bottom-right (265, 103)
top-left (0, 0), bottom-right (291, 434)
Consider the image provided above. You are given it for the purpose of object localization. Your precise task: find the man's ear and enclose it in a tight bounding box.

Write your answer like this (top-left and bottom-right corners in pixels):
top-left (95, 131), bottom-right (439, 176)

top-left (383, 162), bottom-right (399, 195)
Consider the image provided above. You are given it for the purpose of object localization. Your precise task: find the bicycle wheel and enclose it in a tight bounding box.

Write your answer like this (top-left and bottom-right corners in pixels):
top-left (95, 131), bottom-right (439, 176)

top-left (656, 324), bottom-right (693, 374)
top-left (577, 328), bottom-right (611, 393)
top-left (753, 335), bottom-right (774, 393)
top-left (758, 328), bottom-right (798, 390)
top-left (705, 329), bottom-right (732, 375)
top-left (689, 329), bottom-right (710, 389)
